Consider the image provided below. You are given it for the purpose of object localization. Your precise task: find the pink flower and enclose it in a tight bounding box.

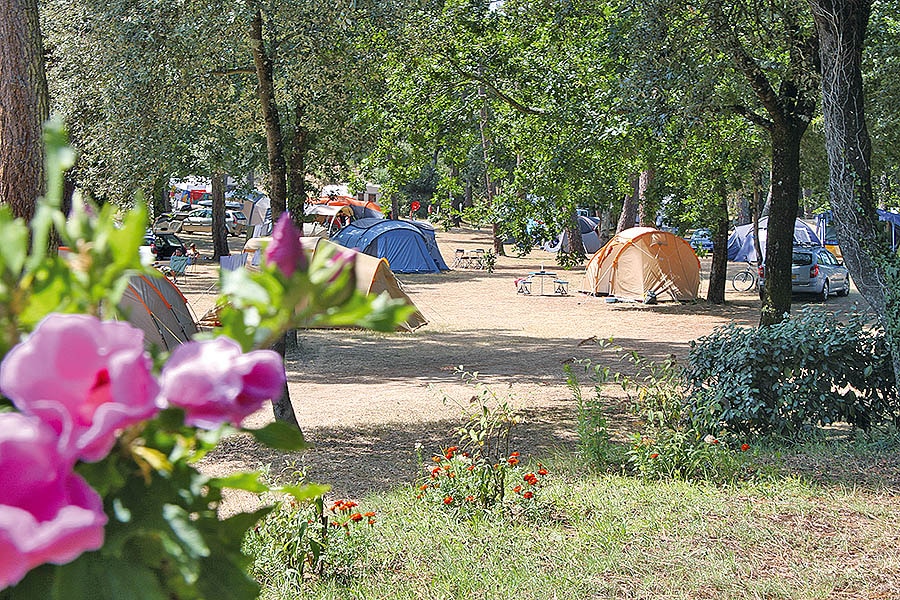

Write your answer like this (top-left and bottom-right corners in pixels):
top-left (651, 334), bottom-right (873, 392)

top-left (0, 413), bottom-right (106, 588)
top-left (158, 337), bottom-right (285, 428)
top-left (0, 314), bottom-right (159, 462)
top-left (265, 214), bottom-right (306, 277)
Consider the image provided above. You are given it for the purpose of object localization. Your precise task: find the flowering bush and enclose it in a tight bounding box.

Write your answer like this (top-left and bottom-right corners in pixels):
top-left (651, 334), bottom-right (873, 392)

top-left (0, 123), bottom-right (409, 598)
top-left (245, 494), bottom-right (376, 585)
top-left (417, 447), bottom-right (550, 518)
top-left (417, 371), bottom-right (550, 518)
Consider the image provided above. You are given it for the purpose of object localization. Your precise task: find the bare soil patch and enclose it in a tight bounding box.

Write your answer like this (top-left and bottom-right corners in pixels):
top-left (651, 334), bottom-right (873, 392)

top-left (172, 226), bottom-right (868, 511)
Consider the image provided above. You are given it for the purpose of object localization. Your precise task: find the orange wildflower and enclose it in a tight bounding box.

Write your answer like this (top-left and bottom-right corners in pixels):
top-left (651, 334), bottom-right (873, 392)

top-left (443, 496), bottom-right (453, 505)
top-left (741, 443), bottom-right (750, 452)
top-left (507, 457), bottom-right (519, 466)
top-left (364, 511), bottom-right (376, 517)
top-left (523, 491), bottom-right (534, 500)
top-left (350, 513), bottom-right (363, 522)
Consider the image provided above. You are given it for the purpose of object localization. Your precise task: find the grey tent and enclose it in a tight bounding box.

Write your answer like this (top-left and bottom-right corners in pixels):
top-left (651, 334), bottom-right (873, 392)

top-left (119, 275), bottom-right (198, 351)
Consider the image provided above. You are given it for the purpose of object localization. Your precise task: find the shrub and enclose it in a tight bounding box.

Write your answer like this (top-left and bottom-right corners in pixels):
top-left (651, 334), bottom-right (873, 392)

top-left (567, 347), bottom-right (754, 483)
top-left (686, 306), bottom-right (900, 438)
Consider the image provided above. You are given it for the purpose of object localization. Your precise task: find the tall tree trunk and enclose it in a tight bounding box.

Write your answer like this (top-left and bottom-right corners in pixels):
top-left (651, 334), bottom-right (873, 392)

top-left (250, 9), bottom-right (287, 222)
top-left (0, 0), bottom-right (48, 221)
top-left (759, 124), bottom-right (805, 325)
top-left (707, 180), bottom-right (729, 304)
top-left (211, 172), bottom-right (229, 259)
top-left (637, 169), bottom-right (655, 227)
top-left (810, 0), bottom-right (900, 388)
top-left (287, 100), bottom-right (307, 233)
top-left (751, 170), bottom-right (765, 263)
top-left (450, 164), bottom-right (462, 226)
top-left (616, 175), bottom-right (640, 233)
top-left (476, 82), bottom-right (505, 256)
top-left (249, 8), bottom-right (299, 428)
top-left (151, 176), bottom-right (168, 220)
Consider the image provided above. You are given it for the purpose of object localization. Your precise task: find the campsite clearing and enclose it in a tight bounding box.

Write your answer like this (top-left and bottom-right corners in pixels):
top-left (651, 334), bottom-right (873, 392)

top-left (172, 226), bottom-right (864, 507)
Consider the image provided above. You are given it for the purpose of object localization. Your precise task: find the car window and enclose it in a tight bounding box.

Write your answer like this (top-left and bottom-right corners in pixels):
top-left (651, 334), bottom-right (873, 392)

top-left (792, 252), bottom-right (813, 266)
top-left (823, 249), bottom-right (838, 264)
top-left (817, 250), bottom-right (834, 265)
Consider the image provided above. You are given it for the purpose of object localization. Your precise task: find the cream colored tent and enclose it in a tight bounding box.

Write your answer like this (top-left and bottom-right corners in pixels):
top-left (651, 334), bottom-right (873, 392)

top-left (581, 227), bottom-right (700, 302)
top-left (243, 236), bottom-right (427, 331)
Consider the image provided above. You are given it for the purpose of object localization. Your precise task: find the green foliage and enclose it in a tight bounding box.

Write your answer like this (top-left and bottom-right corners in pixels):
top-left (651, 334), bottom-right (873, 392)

top-left (245, 488), bottom-right (376, 587)
top-left (686, 307), bottom-right (900, 437)
top-left (567, 344), bottom-right (755, 483)
top-left (564, 362), bottom-right (618, 468)
top-left (421, 370), bottom-right (549, 519)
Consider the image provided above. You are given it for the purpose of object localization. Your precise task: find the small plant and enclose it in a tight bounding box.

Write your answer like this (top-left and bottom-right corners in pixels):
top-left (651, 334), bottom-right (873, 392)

top-left (565, 361), bottom-right (618, 468)
top-left (566, 342), bottom-right (757, 482)
top-left (626, 431), bottom-right (753, 483)
top-left (418, 370), bottom-right (550, 517)
top-left (480, 249), bottom-right (497, 273)
top-left (246, 493), bottom-right (376, 585)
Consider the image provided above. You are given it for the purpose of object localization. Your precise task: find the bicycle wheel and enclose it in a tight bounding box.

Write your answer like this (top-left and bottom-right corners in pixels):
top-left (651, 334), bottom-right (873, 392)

top-left (732, 270), bottom-right (755, 292)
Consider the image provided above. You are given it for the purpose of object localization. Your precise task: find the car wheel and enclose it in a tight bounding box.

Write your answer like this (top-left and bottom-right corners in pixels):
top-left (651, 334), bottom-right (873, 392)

top-left (820, 279), bottom-right (830, 302)
top-left (837, 277), bottom-right (850, 297)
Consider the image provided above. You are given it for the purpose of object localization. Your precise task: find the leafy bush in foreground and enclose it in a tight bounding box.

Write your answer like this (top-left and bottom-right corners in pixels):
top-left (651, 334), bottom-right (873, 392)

top-left (687, 307), bottom-right (899, 437)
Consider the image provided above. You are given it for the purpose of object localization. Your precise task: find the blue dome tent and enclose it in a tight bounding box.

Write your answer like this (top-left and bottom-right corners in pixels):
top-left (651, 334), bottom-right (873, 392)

top-left (727, 217), bottom-right (820, 262)
top-left (331, 218), bottom-right (449, 274)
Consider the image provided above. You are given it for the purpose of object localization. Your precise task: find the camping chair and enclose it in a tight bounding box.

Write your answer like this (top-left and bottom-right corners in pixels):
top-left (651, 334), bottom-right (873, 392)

top-left (452, 249), bottom-right (466, 269)
top-left (167, 255), bottom-right (190, 283)
top-left (219, 253), bottom-right (248, 272)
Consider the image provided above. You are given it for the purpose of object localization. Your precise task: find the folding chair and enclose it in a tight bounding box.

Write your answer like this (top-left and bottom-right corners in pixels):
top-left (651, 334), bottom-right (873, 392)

top-left (451, 249), bottom-right (466, 269)
top-left (167, 255), bottom-right (190, 283)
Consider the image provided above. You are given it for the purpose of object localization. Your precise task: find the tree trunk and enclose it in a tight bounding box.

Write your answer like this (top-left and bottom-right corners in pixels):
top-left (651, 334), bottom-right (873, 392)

top-left (616, 176), bottom-right (640, 233)
top-left (476, 82), bottom-right (505, 256)
top-left (269, 333), bottom-right (301, 429)
top-left (151, 176), bottom-right (168, 219)
top-left (810, 0), bottom-right (900, 388)
top-left (759, 123), bottom-right (804, 326)
top-left (211, 172), bottom-right (229, 259)
top-left (250, 9), bottom-right (287, 221)
top-left (0, 0), bottom-right (48, 221)
top-left (637, 169), bottom-right (655, 227)
top-left (707, 181), bottom-right (729, 304)
top-left (450, 164), bottom-right (462, 226)
top-left (249, 8), bottom-right (299, 427)
top-left (287, 100), bottom-right (307, 233)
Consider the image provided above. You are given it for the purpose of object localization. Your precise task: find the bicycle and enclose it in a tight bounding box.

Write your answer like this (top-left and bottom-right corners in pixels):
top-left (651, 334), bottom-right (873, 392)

top-left (731, 261), bottom-right (758, 292)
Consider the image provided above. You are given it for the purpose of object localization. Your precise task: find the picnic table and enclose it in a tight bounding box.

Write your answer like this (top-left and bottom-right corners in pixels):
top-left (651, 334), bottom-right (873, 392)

top-left (517, 271), bottom-right (569, 296)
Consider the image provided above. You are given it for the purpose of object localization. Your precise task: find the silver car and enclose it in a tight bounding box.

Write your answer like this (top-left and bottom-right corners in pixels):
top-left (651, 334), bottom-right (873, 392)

top-left (761, 246), bottom-right (850, 301)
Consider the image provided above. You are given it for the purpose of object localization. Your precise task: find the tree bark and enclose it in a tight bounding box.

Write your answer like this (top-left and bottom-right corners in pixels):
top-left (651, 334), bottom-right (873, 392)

top-left (211, 172), bottom-right (229, 259)
top-left (250, 9), bottom-right (287, 222)
top-left (707, 181), bottom-right (729, 304)
top-left (759, 123), bottom-right (805, 325)
top-left (809, 0), bottom-right (900, 387)
top-left (249, 8), bottom-right (299, 427)
top-left (476, 82), bottom-right (505, 256)
top-left (616, 175), bottom-right (640, 233)
top-left (637, 169), bottom-right (655, 227)
top-left (0, 0), bottom-right (48, 221)
top-left (287, 100), bottom-right (307, 233)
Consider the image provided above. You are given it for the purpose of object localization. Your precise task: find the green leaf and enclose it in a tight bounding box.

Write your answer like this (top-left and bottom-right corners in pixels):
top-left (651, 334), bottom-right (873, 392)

top-left (163, 504), bottom-right (211, 560)
top-left (245, 421), bottom-right (312, 450)
top-left (208, 471), bottom-right (270, 493)
top-left (278, 483), bottom-right (331, 502)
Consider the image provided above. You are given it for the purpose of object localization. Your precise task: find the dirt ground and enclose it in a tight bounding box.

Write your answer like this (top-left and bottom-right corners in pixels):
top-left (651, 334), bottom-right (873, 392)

top-left (170, 226), bottom-right (864, 512)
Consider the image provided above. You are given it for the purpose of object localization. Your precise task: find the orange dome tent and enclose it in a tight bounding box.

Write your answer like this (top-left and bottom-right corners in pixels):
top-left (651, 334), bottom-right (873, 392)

top-left (581, 227), bottom-right (700, 302)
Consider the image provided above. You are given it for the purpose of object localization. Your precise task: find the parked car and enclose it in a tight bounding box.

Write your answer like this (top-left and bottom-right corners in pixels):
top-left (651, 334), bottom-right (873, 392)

top-left (148, 232), bottom-right (187, 260)
top-left (688, 228), bottom-right (714, 252)
top-left (161, 208), bottom-right (248, 236)
top-left (758, 245), bottom-right (851, 301)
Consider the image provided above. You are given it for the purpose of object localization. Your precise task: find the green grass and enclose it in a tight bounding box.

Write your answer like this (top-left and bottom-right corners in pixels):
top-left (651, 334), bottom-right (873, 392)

top-left (244, 447), bottom-right (900, 600)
